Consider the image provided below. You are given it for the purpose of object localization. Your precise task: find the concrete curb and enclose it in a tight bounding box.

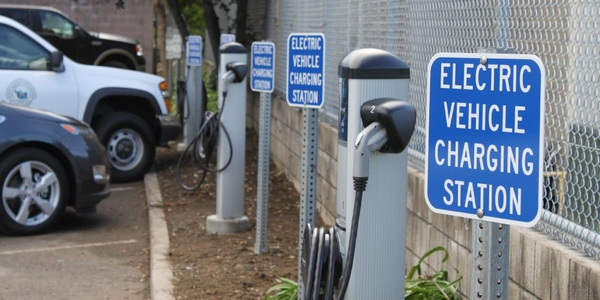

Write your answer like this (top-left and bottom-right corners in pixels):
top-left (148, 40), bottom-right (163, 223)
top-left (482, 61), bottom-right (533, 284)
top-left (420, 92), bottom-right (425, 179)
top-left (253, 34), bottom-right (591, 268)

top-left (144, 173), bottom-right (174, 300)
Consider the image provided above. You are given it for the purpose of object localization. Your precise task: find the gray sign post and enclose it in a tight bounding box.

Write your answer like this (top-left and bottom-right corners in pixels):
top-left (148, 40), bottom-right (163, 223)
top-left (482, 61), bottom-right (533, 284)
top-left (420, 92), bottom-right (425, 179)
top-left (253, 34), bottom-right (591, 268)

top-left (180, 36), bottom-right (203, 150)
top-left (286, 33), bottom-right (325, 299)
top-left (251, 42), bottom-right (276, 254)
top-left (471, 220), bottom-right (510, 299)
top-left (298, 108), bottom-right (318, 299)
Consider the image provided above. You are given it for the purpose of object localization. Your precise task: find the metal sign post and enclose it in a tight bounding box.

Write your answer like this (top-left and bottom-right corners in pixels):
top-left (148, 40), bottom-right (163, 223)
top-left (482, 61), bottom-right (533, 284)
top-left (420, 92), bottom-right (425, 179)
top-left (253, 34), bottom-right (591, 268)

top-left (471, 220), bottom-right (510, 299)
top-left (424, 52), bottom-right (545, 299)
top-left (181, 36), bottom-right (203, 149)
top-left (286, 32), bottom-right (325, 299)
top-left (251, 42), bottom-right (276, 254)
top-left (166, 29), bottom-right (182, 95)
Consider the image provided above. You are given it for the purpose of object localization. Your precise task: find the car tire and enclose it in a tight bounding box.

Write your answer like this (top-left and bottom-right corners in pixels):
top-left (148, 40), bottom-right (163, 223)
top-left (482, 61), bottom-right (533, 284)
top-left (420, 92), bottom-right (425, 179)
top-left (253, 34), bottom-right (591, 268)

top-left (101, 60), bottom-right (130, 70)
top-left (95, 112), bottom-right (155, 183)
top-left (0, 148), bottom-right (68, 235)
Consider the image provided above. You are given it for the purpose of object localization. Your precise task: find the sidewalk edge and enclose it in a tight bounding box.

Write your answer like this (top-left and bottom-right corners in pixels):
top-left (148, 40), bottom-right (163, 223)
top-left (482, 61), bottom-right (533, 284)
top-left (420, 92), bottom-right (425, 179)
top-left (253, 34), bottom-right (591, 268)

top-left (144, 172), bottom-right (174, 300)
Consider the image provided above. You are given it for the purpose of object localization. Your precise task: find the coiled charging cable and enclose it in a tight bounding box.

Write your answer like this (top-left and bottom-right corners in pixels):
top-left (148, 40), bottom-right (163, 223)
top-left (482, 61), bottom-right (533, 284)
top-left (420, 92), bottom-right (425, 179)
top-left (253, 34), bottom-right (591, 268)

top-left (175, 91), bottom-right (233, 191)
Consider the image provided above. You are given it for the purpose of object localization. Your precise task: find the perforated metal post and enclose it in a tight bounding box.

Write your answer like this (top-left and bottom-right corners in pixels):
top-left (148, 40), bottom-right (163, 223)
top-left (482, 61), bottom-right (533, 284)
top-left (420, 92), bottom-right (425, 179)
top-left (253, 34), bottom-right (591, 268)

top-left (254, 92), bottom-right (272, 254)
top-left (471, 220), bottom-right (510, 299)
top-left (470, 46), bottom-right (512, 300)
top-left (297, 108), bottom-right (319, 300)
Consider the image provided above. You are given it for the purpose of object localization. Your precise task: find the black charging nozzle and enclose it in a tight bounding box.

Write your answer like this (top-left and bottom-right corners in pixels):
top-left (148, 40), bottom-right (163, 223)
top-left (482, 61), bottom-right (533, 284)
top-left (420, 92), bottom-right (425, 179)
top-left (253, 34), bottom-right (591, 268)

top-left (220, 62), bottom-right (248, 97)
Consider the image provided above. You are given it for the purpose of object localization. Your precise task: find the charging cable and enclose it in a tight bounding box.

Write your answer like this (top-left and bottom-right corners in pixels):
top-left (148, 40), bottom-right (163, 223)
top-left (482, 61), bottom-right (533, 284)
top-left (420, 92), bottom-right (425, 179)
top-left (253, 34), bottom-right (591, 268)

top-left (175, 90), bottom-right (233, 191)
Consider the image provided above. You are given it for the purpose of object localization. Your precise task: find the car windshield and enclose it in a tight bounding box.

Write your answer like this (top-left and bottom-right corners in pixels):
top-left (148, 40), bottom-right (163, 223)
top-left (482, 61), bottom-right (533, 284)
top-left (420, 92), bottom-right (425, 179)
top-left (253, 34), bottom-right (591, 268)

top-left (38, 11), bottom-right (74, 39)
top-left (0, 24), bottom-right (49, 70)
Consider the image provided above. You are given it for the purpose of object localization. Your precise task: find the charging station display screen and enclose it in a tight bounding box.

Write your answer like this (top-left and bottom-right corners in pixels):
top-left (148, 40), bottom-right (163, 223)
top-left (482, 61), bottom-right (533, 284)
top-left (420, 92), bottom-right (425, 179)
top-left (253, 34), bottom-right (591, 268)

top-left (338, 78), bottom-right (348, 144)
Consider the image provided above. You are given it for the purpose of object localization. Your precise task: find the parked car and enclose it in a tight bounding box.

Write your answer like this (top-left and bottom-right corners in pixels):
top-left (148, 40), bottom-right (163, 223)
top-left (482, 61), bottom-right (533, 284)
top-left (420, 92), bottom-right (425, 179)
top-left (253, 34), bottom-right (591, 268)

top-left (0, 15), bottom-right (180, 182)
top-left (0, 102), bottom-right (110, 235)
top-left (0, 5), bottom-right (145, 71)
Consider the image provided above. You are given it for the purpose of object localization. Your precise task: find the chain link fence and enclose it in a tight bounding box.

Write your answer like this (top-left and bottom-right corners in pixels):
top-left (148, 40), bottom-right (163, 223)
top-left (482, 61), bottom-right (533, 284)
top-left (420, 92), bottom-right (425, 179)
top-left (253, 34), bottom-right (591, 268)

top-left (247, 0), bottom-right (600, 258)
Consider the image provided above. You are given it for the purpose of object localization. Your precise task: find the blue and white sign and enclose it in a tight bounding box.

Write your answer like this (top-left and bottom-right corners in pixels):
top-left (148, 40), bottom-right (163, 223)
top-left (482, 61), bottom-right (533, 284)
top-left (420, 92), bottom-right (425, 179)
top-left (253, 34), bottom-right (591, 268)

top-left (186, 35), bottom-right (202, 67)
top-left (286, 33), bottom-right (325, 108)
top-left (250, 42), bottom-right (275, 93)
top-left (425, 53), bottom-right (545, 227)
top-left (220, 33), bottom-right (235, 45)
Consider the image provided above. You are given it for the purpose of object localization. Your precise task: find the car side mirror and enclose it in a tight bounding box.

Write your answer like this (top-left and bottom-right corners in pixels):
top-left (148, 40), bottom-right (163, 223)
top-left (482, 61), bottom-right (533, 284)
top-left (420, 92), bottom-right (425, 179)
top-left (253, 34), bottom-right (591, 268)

top-left (50, 51), bottom-right (65, 72)
top-left (74, 26), bottom-right (85, 39)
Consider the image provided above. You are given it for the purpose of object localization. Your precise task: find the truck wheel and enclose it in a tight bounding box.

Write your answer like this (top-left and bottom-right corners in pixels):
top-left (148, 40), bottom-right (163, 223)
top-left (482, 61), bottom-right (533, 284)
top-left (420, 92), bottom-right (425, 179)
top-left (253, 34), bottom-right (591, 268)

top-left (95, 112), bottom-right (155, 182)
top-left (0, 148), bottom-right (68, 235)
top-left (101, 60), bottom-right (130, 70)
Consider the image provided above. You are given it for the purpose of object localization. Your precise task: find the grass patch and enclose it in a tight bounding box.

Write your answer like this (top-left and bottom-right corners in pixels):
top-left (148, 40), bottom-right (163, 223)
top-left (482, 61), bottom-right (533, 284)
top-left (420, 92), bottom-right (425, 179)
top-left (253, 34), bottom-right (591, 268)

top-left (264, 277), bottom-right (298, 300)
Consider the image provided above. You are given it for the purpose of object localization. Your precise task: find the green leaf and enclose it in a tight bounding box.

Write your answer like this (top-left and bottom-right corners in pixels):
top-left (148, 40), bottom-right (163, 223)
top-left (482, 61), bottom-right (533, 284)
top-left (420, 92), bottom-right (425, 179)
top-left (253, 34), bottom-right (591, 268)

top-left (405, 246), bottom-right (462, 300)
top-left (264, 277), bottom-right (298, 300)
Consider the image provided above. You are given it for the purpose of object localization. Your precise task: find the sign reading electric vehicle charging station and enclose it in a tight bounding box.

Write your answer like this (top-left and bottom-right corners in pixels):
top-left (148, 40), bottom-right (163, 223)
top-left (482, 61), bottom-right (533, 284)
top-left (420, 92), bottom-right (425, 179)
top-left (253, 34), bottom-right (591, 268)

top-left (220, 33), bottom-right (235, 45)
top-left (186, 35), bottom-right (202, 67)
top-left (251, 42), bottom-right (275, 93)
top-left (425, 53), bottom-right (546, 227)
top-left (286, 33), bottom-right (325, 108)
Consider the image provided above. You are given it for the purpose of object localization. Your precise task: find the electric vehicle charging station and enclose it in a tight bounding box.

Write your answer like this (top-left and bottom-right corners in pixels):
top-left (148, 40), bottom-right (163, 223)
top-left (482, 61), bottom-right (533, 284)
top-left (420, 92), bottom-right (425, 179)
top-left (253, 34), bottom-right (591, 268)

top-left (206, 42), bottom-right (251, 233)
top-left (300, 48), bottom-right (415, 300)
top-left (338, 49), bottom-right (412, 299)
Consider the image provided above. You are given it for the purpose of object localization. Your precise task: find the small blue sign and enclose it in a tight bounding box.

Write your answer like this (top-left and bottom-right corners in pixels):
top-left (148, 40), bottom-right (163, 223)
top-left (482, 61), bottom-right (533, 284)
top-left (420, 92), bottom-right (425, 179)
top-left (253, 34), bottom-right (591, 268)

top-left (250, 42), bottom-right (275, 93)
top-left (186, 35), bottom-right (202, 67)
top-left (220, 33), bottom-right (235, 45)
top-left (425, 53), bottom-right (545, 227)
top-left (286, 33), bottom-right (325, 108)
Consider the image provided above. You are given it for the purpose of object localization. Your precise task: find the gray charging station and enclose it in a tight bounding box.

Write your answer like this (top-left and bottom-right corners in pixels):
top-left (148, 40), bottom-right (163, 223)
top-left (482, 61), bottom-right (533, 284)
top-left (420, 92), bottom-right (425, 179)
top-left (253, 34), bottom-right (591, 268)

top-left (338, 49), bottom-right (410, 299)
top-left (206, 42), bottom-right (250, 233)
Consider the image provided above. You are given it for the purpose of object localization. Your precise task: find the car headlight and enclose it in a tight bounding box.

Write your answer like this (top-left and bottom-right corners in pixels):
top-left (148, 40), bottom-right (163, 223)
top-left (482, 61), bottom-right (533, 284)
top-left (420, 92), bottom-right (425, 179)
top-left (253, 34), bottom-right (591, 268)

top-left (136, 44), bottom-right (143, 56)
top-left (60, 124), bottom-right (95, 138)
top-left (159, 81), bottom-right (172, 113)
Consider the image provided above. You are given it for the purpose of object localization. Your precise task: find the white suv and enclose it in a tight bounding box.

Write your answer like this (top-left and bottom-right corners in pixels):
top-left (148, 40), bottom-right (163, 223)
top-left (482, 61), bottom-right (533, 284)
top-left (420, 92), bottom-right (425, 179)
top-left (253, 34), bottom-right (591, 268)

top-left (0, 16), bottom-right (180, 182)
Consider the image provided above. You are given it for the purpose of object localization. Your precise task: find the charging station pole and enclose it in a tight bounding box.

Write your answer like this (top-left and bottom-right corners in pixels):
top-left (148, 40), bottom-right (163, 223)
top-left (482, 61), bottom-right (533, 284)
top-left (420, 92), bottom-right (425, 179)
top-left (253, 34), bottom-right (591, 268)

top-left (206, 42), bottom-right (250, 234)
top-left (250, 42), bottom-right (276, 254)
top-left (286, 33), bottom-right (325, 300)
top-left (179, 35), bottom-right (204, 150)
top-left (338, 49), bottom-right (410, 299)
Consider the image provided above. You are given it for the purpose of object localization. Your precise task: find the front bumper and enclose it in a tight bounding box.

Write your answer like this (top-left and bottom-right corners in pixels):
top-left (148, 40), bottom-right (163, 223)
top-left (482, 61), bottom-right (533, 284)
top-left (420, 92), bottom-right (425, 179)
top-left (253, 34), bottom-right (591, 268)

top-left (68, 129), bottom-right (112, 212)
top-left (157, 114), bottom-right (181, 146)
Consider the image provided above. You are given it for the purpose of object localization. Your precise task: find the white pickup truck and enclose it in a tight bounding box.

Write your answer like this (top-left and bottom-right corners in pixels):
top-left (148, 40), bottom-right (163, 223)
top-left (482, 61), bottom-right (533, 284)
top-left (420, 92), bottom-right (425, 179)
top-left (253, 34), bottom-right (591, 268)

top-left (0, 16), bottom-right (180, 182)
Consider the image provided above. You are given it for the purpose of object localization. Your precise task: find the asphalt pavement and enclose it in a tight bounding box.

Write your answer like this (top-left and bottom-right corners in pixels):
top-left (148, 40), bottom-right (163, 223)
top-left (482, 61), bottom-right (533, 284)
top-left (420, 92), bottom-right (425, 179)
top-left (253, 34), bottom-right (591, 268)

top-left (0, 181), bottom-right (149, 300)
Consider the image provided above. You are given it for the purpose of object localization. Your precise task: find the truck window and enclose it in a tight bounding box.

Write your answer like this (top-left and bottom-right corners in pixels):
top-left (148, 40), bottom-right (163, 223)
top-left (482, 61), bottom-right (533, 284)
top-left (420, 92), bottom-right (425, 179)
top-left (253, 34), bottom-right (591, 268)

top-left (0, 9), bottom-right (31, 27)
top-left (0, 25), bottom-right (49, 70)
top-left (37, 11), bottom-right (74, 39)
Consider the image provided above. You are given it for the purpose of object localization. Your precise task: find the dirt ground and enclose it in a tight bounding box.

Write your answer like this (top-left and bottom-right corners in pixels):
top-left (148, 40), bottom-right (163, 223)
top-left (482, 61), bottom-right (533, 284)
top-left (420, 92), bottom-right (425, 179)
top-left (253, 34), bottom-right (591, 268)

top-left (154, 129), bottom-right (308, 299)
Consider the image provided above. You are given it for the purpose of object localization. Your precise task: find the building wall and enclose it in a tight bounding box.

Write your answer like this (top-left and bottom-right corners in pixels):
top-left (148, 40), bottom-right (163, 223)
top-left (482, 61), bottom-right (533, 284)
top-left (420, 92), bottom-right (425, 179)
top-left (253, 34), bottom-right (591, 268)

top-left (247, 93), bottom-right (600, 299)
top-left (3, 0), bottom-right (154, 72)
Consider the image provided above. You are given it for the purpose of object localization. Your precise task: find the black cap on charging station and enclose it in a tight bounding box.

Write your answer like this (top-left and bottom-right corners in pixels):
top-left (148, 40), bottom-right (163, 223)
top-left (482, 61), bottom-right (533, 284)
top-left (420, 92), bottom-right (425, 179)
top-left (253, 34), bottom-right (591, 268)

top-left (338, 48), bottom-right (410, 79)
top-left (219, 42), bottom-right (247, 54)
